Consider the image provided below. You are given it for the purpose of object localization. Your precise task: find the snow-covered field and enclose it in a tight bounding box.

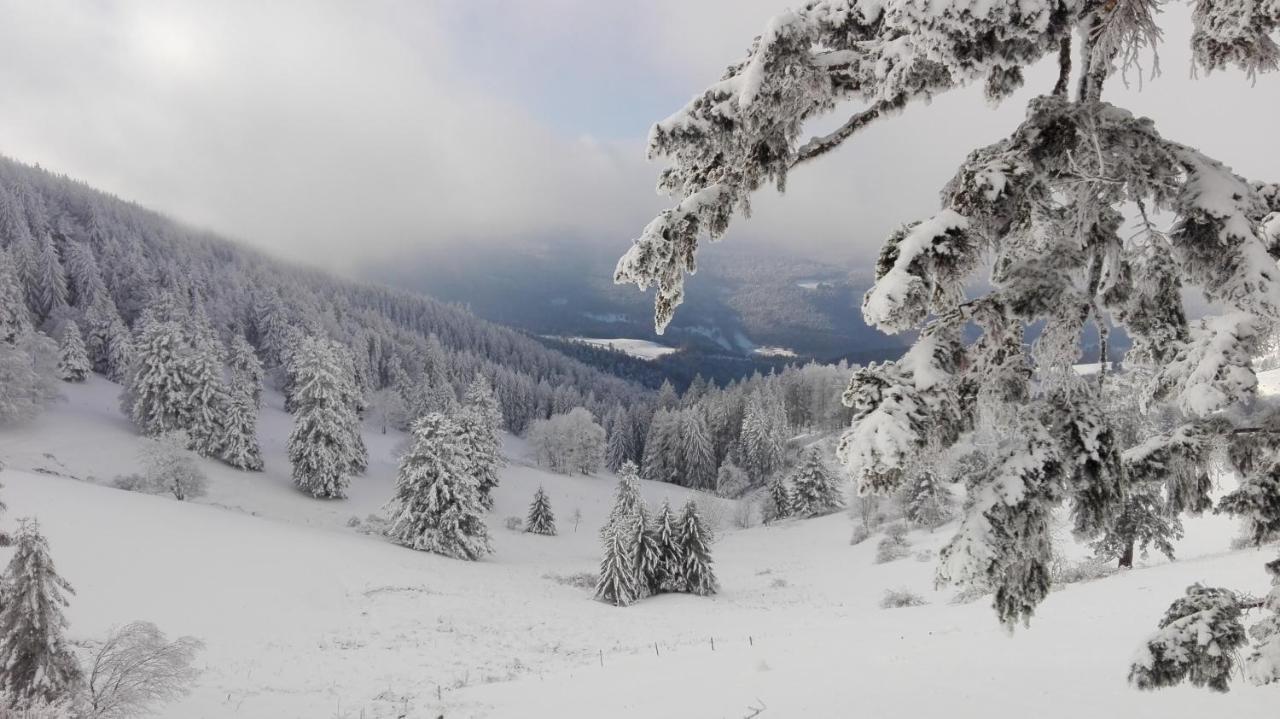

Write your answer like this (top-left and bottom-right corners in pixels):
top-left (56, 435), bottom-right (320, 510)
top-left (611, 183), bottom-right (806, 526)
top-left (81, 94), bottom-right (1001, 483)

top-left (752, 346), bottom-right (798, 358)
top-left (564, 337), bottom-right (677, 361)
top-left (0, 377), bottom-right (1275, 717)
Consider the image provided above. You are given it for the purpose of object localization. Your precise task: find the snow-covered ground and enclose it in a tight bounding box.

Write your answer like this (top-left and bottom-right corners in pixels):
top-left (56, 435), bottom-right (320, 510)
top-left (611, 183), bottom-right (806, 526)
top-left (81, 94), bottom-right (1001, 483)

top-left (0, 377), bottom-right (1275, 717)
top-left (564, 337), bottom-right (677, 360)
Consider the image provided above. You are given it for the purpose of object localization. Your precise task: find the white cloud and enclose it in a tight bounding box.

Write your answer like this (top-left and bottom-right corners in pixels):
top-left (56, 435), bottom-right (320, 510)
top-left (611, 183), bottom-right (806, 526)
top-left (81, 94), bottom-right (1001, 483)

top-left (0, 1), bottom-right (1278, 273)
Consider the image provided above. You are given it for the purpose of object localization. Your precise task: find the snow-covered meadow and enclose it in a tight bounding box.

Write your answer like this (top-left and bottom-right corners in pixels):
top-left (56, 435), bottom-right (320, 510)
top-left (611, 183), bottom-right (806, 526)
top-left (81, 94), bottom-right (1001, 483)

top-left (0, 376), bottom-right (1275, 717)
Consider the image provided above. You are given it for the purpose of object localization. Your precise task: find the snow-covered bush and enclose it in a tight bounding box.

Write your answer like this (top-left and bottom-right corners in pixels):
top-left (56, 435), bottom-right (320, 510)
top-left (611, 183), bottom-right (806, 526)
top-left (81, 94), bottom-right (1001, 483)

top-left (503, 517), bottom-right (524, 532)
top-left (1050, 557), bottom-right (1117, 587)
top-left (526, 407), bottom-right (605, 476)
top-left (136, 431), bottom-right (207, 501)
top-left (875, 523), bottom-right (911, 564)
top-left (543, 572), bottom-right (597, 590)
top-left (731, 499), bottom-right (758, 529)
top-left (849, 524), bottom-right (871, 546)
top-left (85, 621), bottom-right (202, 719)
top-left (0, 332), bottom-right (60, 425)
top-left (880, 589), bottom-right (928, 609)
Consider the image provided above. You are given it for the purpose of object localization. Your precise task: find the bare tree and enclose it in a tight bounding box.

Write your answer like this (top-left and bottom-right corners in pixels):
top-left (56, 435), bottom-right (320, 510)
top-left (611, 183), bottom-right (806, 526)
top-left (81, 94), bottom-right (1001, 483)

top-left (86, 622), bottom-right (202, 719)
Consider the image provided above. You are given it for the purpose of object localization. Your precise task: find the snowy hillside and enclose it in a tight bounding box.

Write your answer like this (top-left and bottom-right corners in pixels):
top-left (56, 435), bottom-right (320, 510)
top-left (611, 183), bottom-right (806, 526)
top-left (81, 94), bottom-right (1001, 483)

top-left (0, 377), bottom-right (1273, 717)
top-left (564, 338), bottom-right (677, 361)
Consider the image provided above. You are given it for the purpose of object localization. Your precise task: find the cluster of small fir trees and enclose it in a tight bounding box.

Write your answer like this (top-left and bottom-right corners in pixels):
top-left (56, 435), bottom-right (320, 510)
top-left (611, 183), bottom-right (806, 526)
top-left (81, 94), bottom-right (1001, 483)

top-left (595, 462), bottom-right (718, 606)
top-left (124, 295), bottom-right (264, 472)
top-left (611, 0), bottom-right (1280, 689)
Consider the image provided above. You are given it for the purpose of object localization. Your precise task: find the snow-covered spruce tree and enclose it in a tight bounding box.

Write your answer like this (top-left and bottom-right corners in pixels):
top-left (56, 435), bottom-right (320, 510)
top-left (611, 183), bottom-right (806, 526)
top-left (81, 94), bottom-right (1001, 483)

top-left (613, 0), bottom-right (1280, 656)
top-left (526, 485), bottom-right (557, 536)
top-left (595, 520), bottom-right (640, 607)
top-left (82, 291), bottom-right (124, 376)
top-left (386, 412), bottom-right (492, 560)
top-left (226, 334), bottom-right (264, 409)
top-left (679, 409), bottom-right (718, 490)
top-left (287, 336), bottom-right (360, 499)
top-left (902, 469), bottom-right (954, 530)
top-left (597, 462), bottom-right (662, 598)
top-left (740, 387), bottom-right (787, 481)
top-left (652, 498), bottom-right (685, 592)
top-left (0, 332), bottom-right (60, 425)
top-left (459, 375), bottom-right (505, 509)
top-left (56, 321), bottom-right (90, 382)
top-left (1092, 478), bottom-right (1182, 568)
top-left (17, 231), bottom-right (67, 325)
top-left (789, 447), bottom-right (844, 518)
top-left (218, 380), bottom-right (263, 471)
top-left (677, 499), bottom-right (718, 596)
top-left (0, 249), bottom-right (30, 345)
top-left (605, 404), bottom-right (636, 472)
top-left (0, 519), bottom-right (81, 704)
top-left (765, 473), bottom-right (792, 522)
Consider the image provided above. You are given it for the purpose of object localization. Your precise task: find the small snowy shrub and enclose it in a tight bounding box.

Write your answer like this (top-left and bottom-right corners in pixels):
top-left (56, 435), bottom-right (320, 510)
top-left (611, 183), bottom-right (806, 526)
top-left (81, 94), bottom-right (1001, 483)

top-left (875, 523), bottom-right (911, 564)
top-left (880, 589), bottom-right (928, 609)
top-left (770, 578), bottom-right (788, 589)
top-left (348, 514), bottom-right (391, 537)
top-left (950, 584), bottom-right (992, 605)
top-left (543, 572), bottom-right (597, 590)
top-left (915, 549), bottom-right (934, 562)
top-left (849, 525), bottom-right (871, 546)
top-left (732, 500), bottom-right (757, 529)
top-left (1051, 557), bottom-right (1117, 586)
top-left (138, 431), bottom-right (207, 501)
top-left (504, 517), bottom-right (524, 532)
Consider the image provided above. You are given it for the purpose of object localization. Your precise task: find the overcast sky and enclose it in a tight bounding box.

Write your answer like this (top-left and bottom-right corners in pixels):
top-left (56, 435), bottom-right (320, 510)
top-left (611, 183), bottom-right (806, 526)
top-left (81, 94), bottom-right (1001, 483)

top-left (2, 0), bottom-right (1279, 271)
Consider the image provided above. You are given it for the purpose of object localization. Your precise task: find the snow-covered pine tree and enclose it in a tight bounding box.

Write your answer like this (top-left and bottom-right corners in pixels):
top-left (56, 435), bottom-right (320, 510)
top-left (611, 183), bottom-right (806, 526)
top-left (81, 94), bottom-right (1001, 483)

top-left (463, 373), bottom-right (503, 434)
top-left (62, 239), bottom-right (105, 309)
top-left (1093, 480), bottom-right (1182, 568)
top-left (179, 323), bottom-right (229, 458)
top-left (18, 231), bottom-right (67, 324)
top-left (82, 291), bottom-right (122, 375)
top-left (526, 485), bottom-right (557, 536)
top-left (287, 336), bottom-right (360, 499)
top-left (765, 473), bottom-right (792, 522)
top-left (612, 0), bottom-right (1280, 658)
top-left (56, 321), bottom-right (90, 382)
top-left (902, 470), bottom-right (954, 530)
top-left (598, 462), bottom-right (661, 597)
top-left (219, 380), bottom-right (263, 471)
top-left (0, 519), bottom-right (81, 703)
top-left (679, 409), bottom-right (717, 490)
top-left (0, 250), bottom-right (30, 345)
top-left (386, 412), bottom-right (492, 560)
top-left (605, 404), bottom-right (635, 472)
top-left (601, 461), bottom-right (646, 540)
top-left (127, 317), bottom-right (191, 437)
top-left (104, 322), bottom-right (133, 384)
top-left (677, 499), bottom-right (718, 596)
top-left (458, 375), bottom-right (504, 509)
top-left (641, 409), bottom-right (678, 483)
top-left (226, 334), bottom-right (264, 409)
top-left (740, 388), bottom-right (786, 481)
top-left (595, 520), bottom-right (640, 607)
top-left (652, 498), bottom-right (684, 592)
top-left (789, 447), bottom-right (844, 518)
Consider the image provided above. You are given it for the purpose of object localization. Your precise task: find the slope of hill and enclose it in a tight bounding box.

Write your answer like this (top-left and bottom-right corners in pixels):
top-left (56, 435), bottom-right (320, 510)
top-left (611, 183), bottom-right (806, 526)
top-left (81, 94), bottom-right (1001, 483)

top-left (0, 376), bottom-right (1274, 718)
top-left (0, 155), bottom-right (648, 434)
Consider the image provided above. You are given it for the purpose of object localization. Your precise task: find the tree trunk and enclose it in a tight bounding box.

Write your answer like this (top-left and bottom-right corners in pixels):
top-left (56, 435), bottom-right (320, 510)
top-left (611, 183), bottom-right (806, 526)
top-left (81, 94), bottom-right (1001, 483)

top-left (1118, 539), bottom-right (1135, 569)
